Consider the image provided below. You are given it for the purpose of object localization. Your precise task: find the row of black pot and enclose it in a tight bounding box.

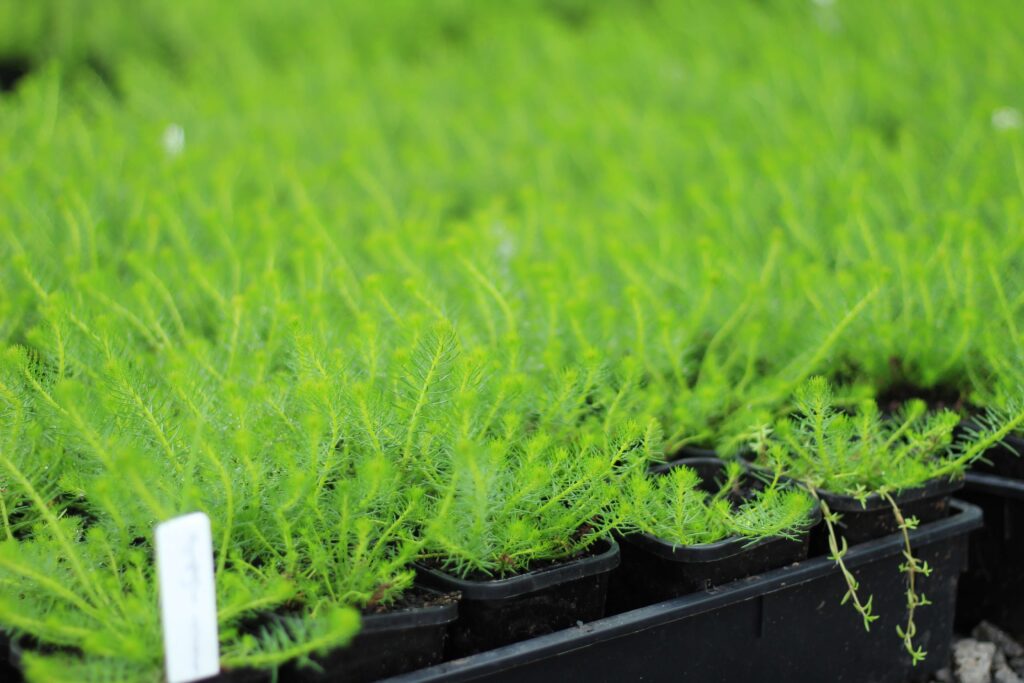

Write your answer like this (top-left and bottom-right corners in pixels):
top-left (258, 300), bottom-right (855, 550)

top-left (383, 453), bottom-right (986, 683)
top-left (374, 455), bottom-right (959, 678)
top-left (1, 545), bottom-right (620, 683)
top-left (277, 450), bottom-right (957, 681)
top-left (402, 504), bottom-right (983, 683)
top-left (670, 432), bottom-right (1024, 645)
top-left (2, 440), bottom-right (1015, 683)
top-left (238, 455), bottom-right (966, 681)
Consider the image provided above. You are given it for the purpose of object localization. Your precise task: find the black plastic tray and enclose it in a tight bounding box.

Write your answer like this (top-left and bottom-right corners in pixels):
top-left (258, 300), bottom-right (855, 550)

top-left (956, 472), bottom-right (1024, 640)
top-left (415, 540), bottom-right (619, 657)
top-left (388, 500), bottom-right (982, 683)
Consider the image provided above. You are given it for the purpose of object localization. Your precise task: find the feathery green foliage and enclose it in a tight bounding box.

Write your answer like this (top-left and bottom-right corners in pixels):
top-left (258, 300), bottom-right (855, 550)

top-left (751, 378), bottom-right (1024, 664)
top-left (3, 0), bottom-right (1024, 679)
top-left (420, 394), bottom-right (660, 577)
top-left (752, 377), bottom-right (1024, 497)
top-left (619, 461), bottom-right (816, 547)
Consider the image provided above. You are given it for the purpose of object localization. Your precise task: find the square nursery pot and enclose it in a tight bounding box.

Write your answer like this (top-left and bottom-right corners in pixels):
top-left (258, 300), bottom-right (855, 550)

top-left (283, 588), bottom-right (459, 683)
top-left (9, 643), bottom-right (284, 683)
top-left (611, 457), bottom-right (821, 613)
top-left (652, 446), bottom-right (756, 472)
top-left (955, 472), bottom-right (1024, 640)
top-left (812, 475), bottom-right (963, 549)
top-left (961, 418), bottom-right (1024, 480)
top-left (384, 500), bottom-right (982, 683)
top-left (0, 630), bottom-right (19, 683)
top-left (8, 590), bottom-right (457, 683)
top-left (8, 635), bottom-right (284, 683)
top-left (414, 539), bottom-right (620, 658)
top-left (650, 445), bottom-right (719, 470)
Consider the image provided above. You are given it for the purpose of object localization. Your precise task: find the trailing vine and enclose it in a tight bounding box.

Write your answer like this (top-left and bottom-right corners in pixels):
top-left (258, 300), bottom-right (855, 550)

top-left (751, 377), bottom-right (1024, 663)
top-left (813, 492), bottom-right (879, 632)
top-left (881, 491), bottom-right (932, 666)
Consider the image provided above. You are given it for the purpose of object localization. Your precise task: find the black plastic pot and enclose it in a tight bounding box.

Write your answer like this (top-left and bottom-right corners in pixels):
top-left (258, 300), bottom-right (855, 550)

top-left (963, 421), bottom-right (1024, 480)
top-left (8, 590), bottom-right (456, 683)
top-left (284, 590), bottom-right (458, 683)
top-left (611, 457), bottom-right (820, 612)
top-left (655, 445), bottom-right (757, 470)
top-left (813, 475), bottom-right (963, 547)
top-left (0, 630), bottom-right (20, 683)
top-left (387, 500), bottom-right (982, 683)
top-left (215, 666), bottom-right (274, 682)
top-left (955, 472), bottom-right (1024, 640)
top-left (8, 634), bottom-right (269, 683)
top-left (668, 444), bottom-right (718, 461)
top-left (648, 453), bottom-right (723, 476)
top-left (414, 540), bottom-right (619, 658)
top-left (8, 637), bottom-right (76, 681)
top-left (649, 445), bottom-right (718, 471)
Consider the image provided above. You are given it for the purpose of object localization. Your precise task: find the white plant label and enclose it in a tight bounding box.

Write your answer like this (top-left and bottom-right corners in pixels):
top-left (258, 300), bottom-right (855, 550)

top-left (155, 512), bottom-right (220, 683)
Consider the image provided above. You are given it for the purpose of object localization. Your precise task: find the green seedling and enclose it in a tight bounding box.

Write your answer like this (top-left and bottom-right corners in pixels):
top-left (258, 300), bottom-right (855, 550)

top-left (619, 460), bottom-right (816, 547)
top-left (752, 377), bottom-right (1024, 664)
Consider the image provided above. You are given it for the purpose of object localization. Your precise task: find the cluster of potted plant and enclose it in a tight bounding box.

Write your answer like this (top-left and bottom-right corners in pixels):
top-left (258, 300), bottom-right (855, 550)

top-left (4, 290), bottom-right (1021, 682)
top-left (5, 0), bottom-right (1024, 681)
top-left (747, 378), bottom-right (1024, 661)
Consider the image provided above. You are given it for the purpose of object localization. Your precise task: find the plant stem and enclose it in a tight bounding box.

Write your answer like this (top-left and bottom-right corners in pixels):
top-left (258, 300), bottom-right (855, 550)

top-left (812, 489), bottom-right (878, 631)
top-left (881, 491), bottom-right (929, 665)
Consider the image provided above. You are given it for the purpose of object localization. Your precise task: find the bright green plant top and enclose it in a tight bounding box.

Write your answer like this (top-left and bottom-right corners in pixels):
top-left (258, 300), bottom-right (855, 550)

top-left (421, 424), bottom-right (641, 577)
top-left (414, 355), bottom-right (662, 577)
top-left (749, 377), bottom-right (1024, 665)
top-left (619, 461), bottom-right (816, 547)
top-left (751, 378), bottom-right (1024, 497)
top-left (2, 0), bottom-right (1024, 679)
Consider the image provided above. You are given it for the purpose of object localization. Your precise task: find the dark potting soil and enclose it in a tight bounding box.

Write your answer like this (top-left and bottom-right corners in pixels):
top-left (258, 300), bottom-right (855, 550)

top-left (874, 380), bottom-right (972, 416)
top-left (648, 456), bottom-right (761, 502)
top-left (231, 585), bottom-right (457, 629)
top-left (0, 56), bottom-right (31, 93)
top-left (362, 585), bottom-right (460, 614)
